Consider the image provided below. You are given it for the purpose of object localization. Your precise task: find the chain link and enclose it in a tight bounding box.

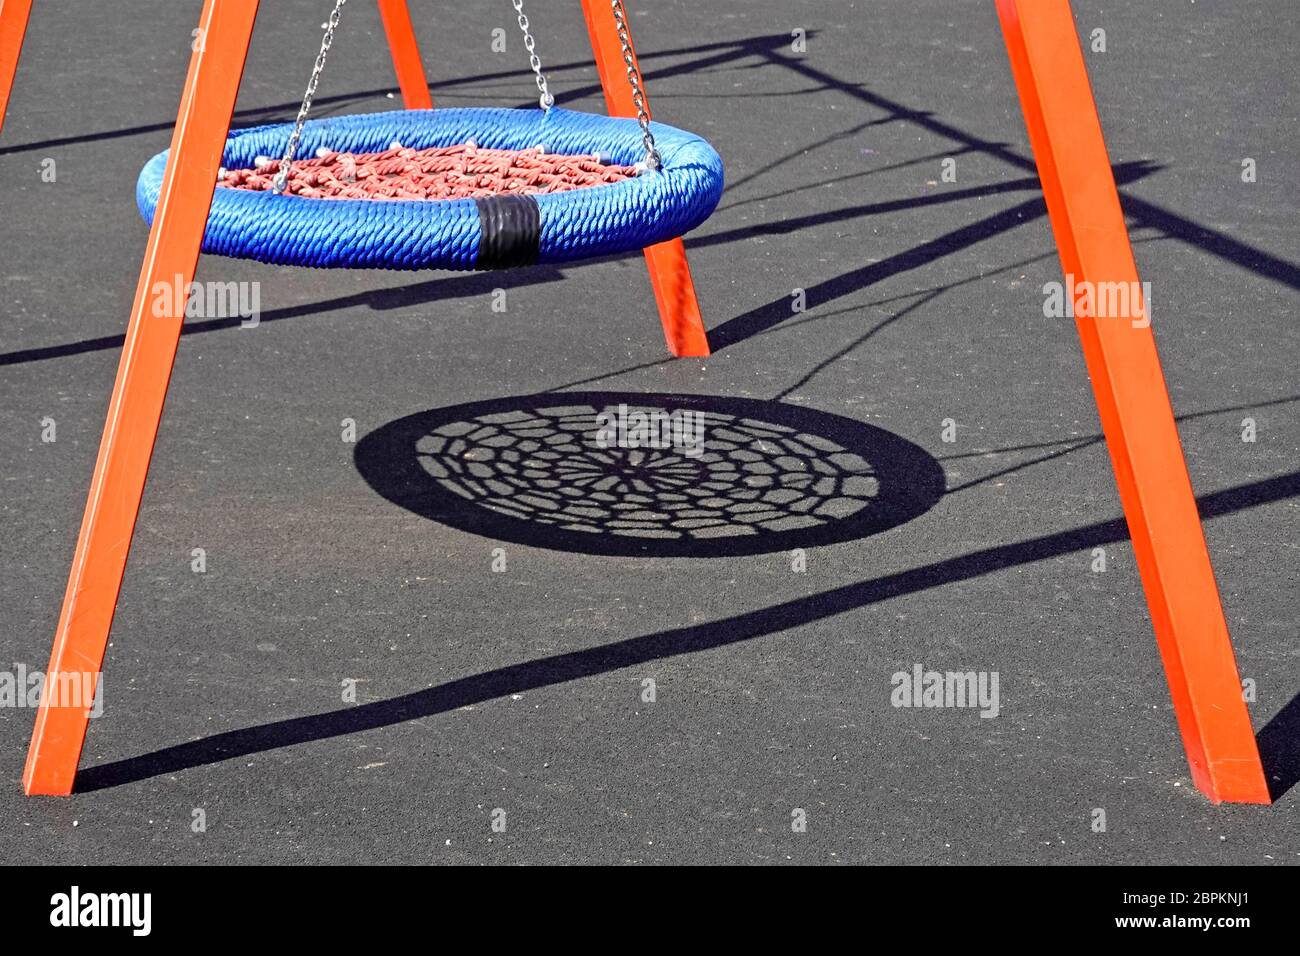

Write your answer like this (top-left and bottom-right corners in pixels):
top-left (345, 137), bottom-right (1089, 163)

top-left (511, 0), bottom-right (554, 110)
top-left (609, 0), bottom-right (659, 171)
top-left (268, 0), bottom-right (657, 193)
top-left (272, 0), bottom-right (349, 194)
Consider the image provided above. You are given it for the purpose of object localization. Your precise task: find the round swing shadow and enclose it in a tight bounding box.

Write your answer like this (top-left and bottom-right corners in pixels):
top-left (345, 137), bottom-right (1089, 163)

top-left (354, 392), bottom-right (944, 558)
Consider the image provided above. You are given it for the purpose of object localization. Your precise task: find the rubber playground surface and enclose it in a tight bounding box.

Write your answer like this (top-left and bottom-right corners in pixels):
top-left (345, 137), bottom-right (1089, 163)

top-left (0, 0), bottom-right (1296, 864)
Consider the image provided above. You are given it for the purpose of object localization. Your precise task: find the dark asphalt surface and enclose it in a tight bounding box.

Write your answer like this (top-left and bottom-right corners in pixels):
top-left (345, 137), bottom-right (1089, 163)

top-left (0, 0), bottom-right (1296, 864)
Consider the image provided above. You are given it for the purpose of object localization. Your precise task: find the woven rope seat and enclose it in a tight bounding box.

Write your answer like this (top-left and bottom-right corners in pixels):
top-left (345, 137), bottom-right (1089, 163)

top-left (136, 107), bottom-right (725, 271)
top-left (217, 143), bottom-right (641, 200)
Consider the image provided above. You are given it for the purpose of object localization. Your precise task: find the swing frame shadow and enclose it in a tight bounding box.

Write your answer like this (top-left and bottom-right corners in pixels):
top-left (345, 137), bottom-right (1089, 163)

top-left (72, 466), bottom-right (1300, 799)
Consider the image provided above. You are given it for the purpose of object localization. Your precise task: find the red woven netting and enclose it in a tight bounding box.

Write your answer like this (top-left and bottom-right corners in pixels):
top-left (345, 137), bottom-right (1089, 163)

top-left (218, 143), bottom-right (640, 200)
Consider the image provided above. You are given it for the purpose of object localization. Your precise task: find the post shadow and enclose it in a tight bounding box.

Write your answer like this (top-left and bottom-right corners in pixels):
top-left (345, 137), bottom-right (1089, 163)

top-left (1256, 693), bottom-right (1300, 801)
top-left (72, 457), bottom-right (1300, 797)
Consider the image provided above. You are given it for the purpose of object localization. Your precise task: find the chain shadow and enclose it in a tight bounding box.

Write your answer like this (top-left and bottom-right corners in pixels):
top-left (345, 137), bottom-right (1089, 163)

top-left (761, 46), bottom-right (1300, 294)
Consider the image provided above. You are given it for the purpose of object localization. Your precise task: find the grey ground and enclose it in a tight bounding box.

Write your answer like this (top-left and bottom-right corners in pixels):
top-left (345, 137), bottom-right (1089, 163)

top-left (0, 0), bottom-right (1296, 865)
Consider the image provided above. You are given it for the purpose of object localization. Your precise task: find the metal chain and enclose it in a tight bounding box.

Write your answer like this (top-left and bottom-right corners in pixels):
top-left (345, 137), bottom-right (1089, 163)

top-left (267, 0), bottom-right (655, 191)
top-left (511, 0), bottom-right (554, 111)
top-left (272, 0), bottom-right (350, 194)
top-left (609, 0), bottom-right (659, 171)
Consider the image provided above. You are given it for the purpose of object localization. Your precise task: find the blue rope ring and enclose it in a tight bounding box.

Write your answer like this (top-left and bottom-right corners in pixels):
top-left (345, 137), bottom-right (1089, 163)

top-left (136, 107), bottom-right (724, 271)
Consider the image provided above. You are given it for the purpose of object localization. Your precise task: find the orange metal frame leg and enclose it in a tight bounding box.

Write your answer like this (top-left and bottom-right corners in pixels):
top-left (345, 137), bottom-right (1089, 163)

top-left (0, 0), bottom-right (33, 135)
top-left (578, 0), bottom-right (710, 357)
top-left (377, 0), bottom-right (432, 109)
top-left (996, 0), bottom-right (1268, 804)
top-left (22, 0), bottom-right (261, 796)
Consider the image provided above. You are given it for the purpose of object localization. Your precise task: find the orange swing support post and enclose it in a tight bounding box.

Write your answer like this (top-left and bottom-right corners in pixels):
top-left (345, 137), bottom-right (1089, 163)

top-left (996, 0), bottom-right (1269, 803)
top-left (0, 0), bottom-right (33, 134)
top-left (377, 0), bottom-right (433, 110)
top-left (579, 0), bottom-right (712, 357)
top-left (22, 0), bottom-right (262, 796)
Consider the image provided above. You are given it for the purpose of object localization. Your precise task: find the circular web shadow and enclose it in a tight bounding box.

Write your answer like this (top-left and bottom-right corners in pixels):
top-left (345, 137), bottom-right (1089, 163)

top-left (355, 392), bottom-right (944, 557)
